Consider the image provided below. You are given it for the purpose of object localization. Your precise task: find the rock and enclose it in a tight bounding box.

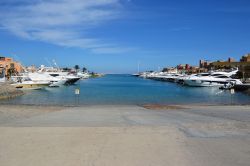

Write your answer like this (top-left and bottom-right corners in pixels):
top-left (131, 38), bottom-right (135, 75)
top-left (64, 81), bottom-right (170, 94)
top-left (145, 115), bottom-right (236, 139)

top-left (0, 83), bottom-right (24, 100)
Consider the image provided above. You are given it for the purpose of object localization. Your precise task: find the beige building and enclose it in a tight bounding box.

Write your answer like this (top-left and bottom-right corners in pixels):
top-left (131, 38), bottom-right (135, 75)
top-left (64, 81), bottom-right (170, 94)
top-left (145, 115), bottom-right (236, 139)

top-left (240, 54), bottom-right (250, 62)
top-left (0, 56), bottom-right (24, 76)
top-left (211, 54), bottom-right (250, 78)
top-left (199, 60), bottom-right (212, 69)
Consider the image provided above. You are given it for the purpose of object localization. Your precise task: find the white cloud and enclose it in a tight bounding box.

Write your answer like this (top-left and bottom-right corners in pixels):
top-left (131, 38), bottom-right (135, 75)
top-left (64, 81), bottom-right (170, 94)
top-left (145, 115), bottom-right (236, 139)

top-left (0, 0), bottom-right (132, 54)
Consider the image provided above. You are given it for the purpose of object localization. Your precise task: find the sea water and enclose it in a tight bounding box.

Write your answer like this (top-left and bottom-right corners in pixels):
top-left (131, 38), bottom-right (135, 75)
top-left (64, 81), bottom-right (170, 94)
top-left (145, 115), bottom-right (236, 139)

top-left (1, 74), bottom-right (249, 105)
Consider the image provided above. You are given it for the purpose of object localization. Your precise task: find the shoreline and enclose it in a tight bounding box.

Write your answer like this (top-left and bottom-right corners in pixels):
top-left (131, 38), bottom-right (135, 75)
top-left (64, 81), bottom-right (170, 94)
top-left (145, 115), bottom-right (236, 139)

top-left (1, 102), bottom-right (250, 108)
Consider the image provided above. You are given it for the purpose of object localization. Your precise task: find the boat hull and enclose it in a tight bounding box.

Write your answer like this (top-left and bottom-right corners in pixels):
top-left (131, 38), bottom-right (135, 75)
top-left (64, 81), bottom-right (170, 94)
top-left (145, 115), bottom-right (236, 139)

top-left (184, 80), bottom-right (225, 87)
top-left (234, 84), bottom-right (250, 91)
top-left (49, 79), bottom-right (67, 87)
top-left (11, 83), bottom-right (50, 90)
top-left (65, 77), bottom-right (80, 85)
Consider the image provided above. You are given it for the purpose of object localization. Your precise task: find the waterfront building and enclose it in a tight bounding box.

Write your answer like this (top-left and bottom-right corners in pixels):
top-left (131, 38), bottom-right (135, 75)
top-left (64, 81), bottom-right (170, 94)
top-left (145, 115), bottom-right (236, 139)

top-left (177, 64), bottom-right (186, 70)
top-left (187, 66), bottom-right (200, 74)
top-left (199, 60), bottom-right (212, 69)
top-left (176, 64), bottom-right (201, 74)
top-left (211, 54), bottom-right (250, 79)
top-left (26, 65), bottom-right (37, 73)
top-left (0, 56), bottom-right (24, 75)
top-left (240, 54), bottom-right (250, 62)
top-left (162, 67), bottom-right (178, 74)
top-left (228, 57), bottom-right (236, 63)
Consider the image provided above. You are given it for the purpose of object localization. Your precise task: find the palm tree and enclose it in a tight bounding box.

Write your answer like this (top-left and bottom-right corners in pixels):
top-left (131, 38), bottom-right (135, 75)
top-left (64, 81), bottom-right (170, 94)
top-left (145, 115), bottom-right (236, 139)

top-left (74, 65), bottom-right (80, 71)
top-left (82, 67), bottom-right (87, 73)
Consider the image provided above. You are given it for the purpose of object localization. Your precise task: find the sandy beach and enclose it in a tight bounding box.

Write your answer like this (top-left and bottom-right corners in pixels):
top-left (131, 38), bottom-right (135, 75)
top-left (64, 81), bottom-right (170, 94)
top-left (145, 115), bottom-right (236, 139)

top-left (0, 104), bottom-right (250, 166)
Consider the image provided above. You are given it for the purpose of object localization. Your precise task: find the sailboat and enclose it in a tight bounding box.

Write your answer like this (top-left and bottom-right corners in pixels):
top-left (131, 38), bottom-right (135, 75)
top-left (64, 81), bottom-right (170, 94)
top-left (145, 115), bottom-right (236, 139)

top-left (132, 61), bottom-right (140, 76)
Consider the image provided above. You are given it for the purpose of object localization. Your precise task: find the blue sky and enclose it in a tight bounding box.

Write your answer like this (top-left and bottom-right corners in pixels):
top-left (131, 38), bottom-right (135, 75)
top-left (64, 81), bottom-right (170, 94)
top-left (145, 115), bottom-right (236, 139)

top-left (0, 0), bottom-right (250, 73)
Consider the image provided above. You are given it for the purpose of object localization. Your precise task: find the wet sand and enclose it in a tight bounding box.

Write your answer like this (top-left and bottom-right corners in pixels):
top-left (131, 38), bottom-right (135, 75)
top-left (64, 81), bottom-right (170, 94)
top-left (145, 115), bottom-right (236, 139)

top-left (0, 104), bottom-right (250, 166)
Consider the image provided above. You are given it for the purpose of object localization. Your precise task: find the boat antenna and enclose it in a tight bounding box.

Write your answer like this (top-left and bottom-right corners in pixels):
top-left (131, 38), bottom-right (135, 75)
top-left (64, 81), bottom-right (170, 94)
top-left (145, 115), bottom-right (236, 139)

top-left (44, 58), bottom-right (52, 67)
top-left (52, 59), bottom-right (60, 70)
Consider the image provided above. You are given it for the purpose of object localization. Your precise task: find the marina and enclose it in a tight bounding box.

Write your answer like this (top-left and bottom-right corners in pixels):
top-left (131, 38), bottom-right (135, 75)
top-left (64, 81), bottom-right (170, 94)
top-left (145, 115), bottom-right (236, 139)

top-left (1, 1), bottom-right (250, 166)
top-left (0, 55), bottom-right (250, 106)
top-left (135, 69), bottom-right (243, 87)
top-left (1, 74), bottom-right (250, 106)
top-left (1, 54), bottom-right (250, 105)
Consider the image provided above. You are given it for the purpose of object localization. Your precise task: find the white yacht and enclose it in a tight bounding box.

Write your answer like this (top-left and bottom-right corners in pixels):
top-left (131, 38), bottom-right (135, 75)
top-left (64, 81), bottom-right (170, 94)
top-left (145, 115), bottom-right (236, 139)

top-left (184, 72), bottom-right (242, 87)
top-left (157, 73), bottom-right (183, 82)
top-left (138, 72), bottom-right (151, 78)
top-left (132, 73), bottom-right (140, 77)
top-left (145, 72), bottom-right (183, 82)
top-left (168, 74), bottom-right (185, 82)
top-left (27, 72), bottom-right (67, 87)
top-left (175, 74), bottom-right (190, 84)
top-left (77, 72), bottom-right (91, 79)
top-left (11, 77), bottom-right (51, 90)
top-left (144, 72), bottom-right (159, 79)
top-left (38, 65), bottom-right (81, 85)
top-left (146, 72), bottom-right (170, 80)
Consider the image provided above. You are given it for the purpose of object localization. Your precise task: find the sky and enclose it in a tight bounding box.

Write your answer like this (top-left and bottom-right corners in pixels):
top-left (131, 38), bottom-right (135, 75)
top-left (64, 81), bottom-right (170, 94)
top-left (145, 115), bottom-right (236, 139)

top-left (0, 0), bottom-right (250, 73)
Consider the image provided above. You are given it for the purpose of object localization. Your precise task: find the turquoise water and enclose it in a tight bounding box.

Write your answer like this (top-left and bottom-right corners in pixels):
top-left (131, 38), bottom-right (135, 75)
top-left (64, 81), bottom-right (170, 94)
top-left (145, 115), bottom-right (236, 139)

top-left (1, 74), bottom-right (250, 105)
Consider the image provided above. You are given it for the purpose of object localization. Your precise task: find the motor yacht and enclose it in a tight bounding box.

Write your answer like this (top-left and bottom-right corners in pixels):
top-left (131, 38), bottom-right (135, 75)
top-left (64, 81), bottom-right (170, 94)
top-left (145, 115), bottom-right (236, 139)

top-left (138, 72), bottom-right (152, 78)
top-left (156, 73), bottom-right (183, 82)
top-left (38, 66), bottom-right (80, 85)
top-left (168, 74), bottom-right (184, 82)
top-left (175, 74), bottom-right (191, 84)
top-left (132, 73), bottom-right (140, 77)
top-left (27, 72), bottom-right (67, 87)
top-left (147, 73), bottom-right (170, 81)
top-left (77, 72), bottom-right (91, 79)
top-left (11, 77), bottom-right (51, 90)
top-left (184, 72), bottom-right (242, 87)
